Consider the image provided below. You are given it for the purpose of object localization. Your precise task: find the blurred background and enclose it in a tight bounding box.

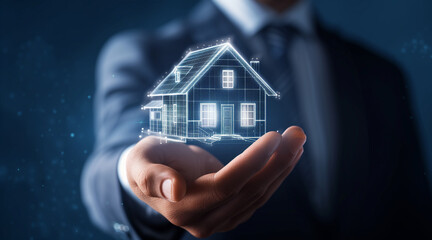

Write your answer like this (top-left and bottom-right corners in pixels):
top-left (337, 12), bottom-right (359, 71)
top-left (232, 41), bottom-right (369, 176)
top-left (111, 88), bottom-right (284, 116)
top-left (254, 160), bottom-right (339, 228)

top-left (1, 0), bottom-right (431, 239)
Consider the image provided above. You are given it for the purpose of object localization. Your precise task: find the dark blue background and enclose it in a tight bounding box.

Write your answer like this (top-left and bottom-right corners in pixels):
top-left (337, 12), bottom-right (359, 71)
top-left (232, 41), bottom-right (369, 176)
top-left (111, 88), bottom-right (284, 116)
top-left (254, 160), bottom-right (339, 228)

top-left (1, 0), bottom-right (431, 239)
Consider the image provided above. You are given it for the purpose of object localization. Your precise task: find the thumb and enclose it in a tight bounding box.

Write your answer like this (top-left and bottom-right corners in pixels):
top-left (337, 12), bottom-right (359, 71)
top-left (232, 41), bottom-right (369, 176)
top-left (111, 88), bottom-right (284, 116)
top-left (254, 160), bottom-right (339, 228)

top-left (132, 163), bottom-right (187, 202)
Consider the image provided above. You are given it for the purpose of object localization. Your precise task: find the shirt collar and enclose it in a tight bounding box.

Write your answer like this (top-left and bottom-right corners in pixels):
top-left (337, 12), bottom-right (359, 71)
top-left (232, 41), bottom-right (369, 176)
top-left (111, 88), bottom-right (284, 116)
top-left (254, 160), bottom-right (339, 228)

top-left (213, 0), bottom-right (315, 37)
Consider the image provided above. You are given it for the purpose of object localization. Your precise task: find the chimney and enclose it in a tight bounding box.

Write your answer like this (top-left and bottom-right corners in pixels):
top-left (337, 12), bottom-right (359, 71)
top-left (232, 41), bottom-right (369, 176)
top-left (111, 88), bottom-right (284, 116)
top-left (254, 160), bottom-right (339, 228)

top-left (250, 59), bottom-right (260, 73)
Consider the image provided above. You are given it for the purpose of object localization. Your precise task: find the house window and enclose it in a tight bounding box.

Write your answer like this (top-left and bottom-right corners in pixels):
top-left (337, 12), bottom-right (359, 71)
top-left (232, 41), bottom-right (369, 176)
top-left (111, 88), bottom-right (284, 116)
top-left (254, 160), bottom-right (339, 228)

top-left (150, 111), bottom-right (161, 120)
top-left (222, 70), bottom-right (234, 88)
top-left (200, 103), bottom-right (217, 127)
top-left (173, 104), bottom-right (177, 124)
top-left (241, 103), bottom-right (256, 127)
top-left (154, 112), bottom-right (161, 120)
top-left (175, 70), bottom-right (180, 83)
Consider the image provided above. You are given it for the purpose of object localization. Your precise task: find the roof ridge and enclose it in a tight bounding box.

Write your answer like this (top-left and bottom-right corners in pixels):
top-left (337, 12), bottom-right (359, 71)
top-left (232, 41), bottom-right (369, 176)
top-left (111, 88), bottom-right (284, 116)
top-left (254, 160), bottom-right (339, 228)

top-left (187, 42), bottom-right (230, 54)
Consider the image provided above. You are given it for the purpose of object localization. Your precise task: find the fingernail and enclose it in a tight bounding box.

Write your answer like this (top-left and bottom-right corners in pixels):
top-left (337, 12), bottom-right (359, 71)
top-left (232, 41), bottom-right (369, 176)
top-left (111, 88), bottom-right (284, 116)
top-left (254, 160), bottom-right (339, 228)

top-left (161, 179), bottom-right (173, 202)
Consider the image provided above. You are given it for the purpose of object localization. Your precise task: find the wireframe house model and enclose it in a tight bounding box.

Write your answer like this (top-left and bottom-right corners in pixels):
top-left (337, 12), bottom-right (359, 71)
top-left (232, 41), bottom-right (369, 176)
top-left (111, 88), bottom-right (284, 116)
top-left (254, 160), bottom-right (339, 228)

top-left (142, 43), bottom-right (278, 143)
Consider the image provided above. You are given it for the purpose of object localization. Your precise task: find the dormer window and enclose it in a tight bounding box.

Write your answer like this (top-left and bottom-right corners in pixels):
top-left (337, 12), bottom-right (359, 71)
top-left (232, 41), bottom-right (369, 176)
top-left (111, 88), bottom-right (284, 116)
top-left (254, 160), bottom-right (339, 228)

top-left (175, 70), bottom-right (181, 83)
top-left (222, 70), bottom-right (234, 88)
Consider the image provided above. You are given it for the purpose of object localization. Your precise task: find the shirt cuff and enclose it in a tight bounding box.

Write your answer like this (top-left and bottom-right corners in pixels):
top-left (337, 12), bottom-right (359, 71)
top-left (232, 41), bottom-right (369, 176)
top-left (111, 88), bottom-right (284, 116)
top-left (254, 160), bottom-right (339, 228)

top-left (117, 145), bottom-right (135, 197)
top-left (117, 144), bottom-right (160, 216)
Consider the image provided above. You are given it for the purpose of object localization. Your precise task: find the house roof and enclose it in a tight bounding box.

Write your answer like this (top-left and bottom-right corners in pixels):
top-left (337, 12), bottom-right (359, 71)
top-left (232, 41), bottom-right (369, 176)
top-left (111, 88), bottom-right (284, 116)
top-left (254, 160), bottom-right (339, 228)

top-left (142, 100), bottom-right (162, 109)
top-left (149, 43), bottom-right (278, 97)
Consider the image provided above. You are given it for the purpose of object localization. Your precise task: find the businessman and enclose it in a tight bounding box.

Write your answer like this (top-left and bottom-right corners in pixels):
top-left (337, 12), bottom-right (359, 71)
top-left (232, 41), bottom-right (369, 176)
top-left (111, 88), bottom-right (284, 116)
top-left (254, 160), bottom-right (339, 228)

top-left (81, 0), bottom-right (432, 239)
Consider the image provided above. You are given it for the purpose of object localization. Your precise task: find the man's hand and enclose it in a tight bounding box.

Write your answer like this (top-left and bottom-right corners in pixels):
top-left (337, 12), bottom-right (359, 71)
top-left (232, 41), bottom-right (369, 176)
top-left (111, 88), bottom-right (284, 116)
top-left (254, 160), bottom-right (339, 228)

top-left (126, 126), bottom-right (306, 238)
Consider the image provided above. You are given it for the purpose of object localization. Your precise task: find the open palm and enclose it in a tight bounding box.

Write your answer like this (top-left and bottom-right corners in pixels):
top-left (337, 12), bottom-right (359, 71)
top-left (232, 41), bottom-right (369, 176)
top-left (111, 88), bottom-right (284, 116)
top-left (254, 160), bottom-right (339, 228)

top-left (126, 127), bottom-right (306, 238)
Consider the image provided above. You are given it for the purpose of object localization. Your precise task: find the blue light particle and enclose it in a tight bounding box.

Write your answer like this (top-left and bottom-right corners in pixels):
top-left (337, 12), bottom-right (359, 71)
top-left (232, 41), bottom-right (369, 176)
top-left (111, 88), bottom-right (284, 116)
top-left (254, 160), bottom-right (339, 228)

top-left (87, 95), bottom-right (92, 99)
top-left (70, 133), bottom-right (75, 138)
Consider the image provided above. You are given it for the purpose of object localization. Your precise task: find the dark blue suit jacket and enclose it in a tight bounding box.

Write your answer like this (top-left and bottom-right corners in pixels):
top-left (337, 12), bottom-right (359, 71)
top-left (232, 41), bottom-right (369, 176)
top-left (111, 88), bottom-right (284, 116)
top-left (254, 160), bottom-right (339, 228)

top-left (81, 1), bottom-right (432, 239)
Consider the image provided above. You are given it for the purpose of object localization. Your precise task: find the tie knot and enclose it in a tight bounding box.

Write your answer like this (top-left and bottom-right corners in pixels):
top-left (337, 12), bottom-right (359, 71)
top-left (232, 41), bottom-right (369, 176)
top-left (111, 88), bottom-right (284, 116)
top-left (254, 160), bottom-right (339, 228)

top-left (262, 24), bottom-right (300, 61)
top-left (265, 24), bottom-right (300, 38)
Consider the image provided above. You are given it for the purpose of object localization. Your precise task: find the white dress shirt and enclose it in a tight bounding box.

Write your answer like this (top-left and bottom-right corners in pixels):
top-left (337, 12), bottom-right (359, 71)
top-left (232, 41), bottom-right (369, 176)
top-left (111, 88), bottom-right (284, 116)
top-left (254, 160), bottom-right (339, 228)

top-left (119, 0), bottom-right (338, 221)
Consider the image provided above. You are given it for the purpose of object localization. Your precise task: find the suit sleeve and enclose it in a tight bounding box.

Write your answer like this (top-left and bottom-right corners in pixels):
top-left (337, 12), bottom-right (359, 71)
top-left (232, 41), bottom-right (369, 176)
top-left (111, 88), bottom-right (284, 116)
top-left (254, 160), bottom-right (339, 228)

top-left (80, 31), bottom-right (184, 240)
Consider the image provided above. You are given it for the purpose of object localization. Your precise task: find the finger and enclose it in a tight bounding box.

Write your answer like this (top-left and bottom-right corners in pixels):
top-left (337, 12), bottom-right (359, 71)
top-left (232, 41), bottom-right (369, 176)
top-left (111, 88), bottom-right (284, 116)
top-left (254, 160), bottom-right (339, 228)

top-left (237, 147), bottom-right (304, 217)
top-left (215, 148), bottom-right (304, 234)
top-left (232, 146), bottom-right (305, 223)
top-left (244, 126), bottom-right (306, 192)
top-left (198, 127), bottom-right (306, 232)
top-left (187, 145), bottom-right (224, 174)
top-left (213, 131), bottom-right (282, 199)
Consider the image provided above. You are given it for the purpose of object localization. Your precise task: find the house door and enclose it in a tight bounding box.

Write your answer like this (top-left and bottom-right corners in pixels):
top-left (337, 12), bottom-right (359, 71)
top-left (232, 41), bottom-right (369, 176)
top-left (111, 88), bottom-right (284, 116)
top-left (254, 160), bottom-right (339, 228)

top-left (221, 104), bottom-right (234, 135)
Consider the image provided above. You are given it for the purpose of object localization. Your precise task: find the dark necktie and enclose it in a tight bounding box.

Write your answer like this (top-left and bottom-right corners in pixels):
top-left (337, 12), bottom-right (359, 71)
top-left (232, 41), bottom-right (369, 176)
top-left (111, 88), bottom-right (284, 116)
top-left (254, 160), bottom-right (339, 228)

top-left (264, 24), bottom-right (299, 65)
top-left (262, 24), bottom-right (321, 217)
top-left (262, 24), bottom-right (302, 125)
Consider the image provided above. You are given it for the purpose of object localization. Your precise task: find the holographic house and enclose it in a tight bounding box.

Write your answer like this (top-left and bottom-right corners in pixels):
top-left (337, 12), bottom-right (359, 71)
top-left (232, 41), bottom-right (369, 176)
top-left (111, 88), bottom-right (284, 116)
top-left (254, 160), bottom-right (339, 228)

top-left (142, 43), bottom-right (278, 143)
